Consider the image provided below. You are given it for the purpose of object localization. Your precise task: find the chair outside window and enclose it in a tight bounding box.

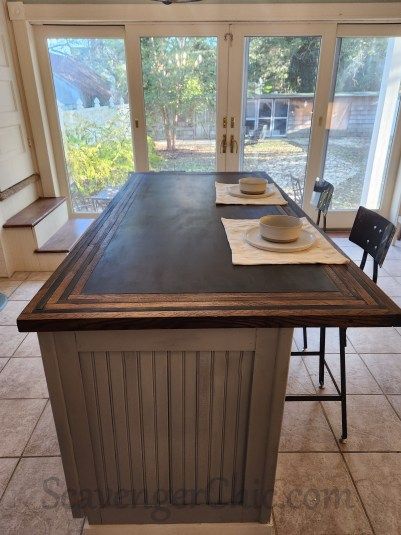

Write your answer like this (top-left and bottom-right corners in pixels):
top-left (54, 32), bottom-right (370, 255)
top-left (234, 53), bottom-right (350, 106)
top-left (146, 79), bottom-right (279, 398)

top-left (312, 178), bottom-right (334, 232)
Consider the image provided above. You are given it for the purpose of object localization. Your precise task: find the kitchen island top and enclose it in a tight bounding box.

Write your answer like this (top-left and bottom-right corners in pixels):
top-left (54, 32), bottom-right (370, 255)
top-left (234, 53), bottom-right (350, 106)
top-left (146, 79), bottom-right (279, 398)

top-left (17, 172), bottom-right (401, 331)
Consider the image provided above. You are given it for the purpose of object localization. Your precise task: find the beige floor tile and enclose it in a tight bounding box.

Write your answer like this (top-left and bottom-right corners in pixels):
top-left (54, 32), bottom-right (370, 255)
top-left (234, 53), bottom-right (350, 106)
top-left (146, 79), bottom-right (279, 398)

top-left (286, 356), bottom-right (315, 395)
top-left (384, 245), bottom-right (401, 260)
top-left (13, 332), bottom-right (41, 358)
top-left (0, 359), bottom-right (8, 373)
top-left (323, 395), bottom-right (401, 451)
top-left (361, 354), bottom-right (401, 394)
top-left (0, 280), bottom-right (22, 297)
top-left (340, 246), bottom-right (364, 262)
top-left (24, 402), bottom-right (60, 457)
top-left (377, 276), bottom-right (401, 297)
top-left (0, 399), bottom-right (46, 456)
top-left (9, 281), bottom-right (43, 301)
top-left (379, 259), bottom-right (401, 277)
top-left (388, 395), bottom-right (401, 419)
top-left (9, 272), bottom-right (30, 281)
top-left (344, 453), bottom-right (401, 535)
top-left (346, 327), bottom-right (401, 354)
top-left (0, 300), bottom-right (28, 326)
top-left (0, 326), bottom-right (27, 357)
top-left (0, 358), bottom-right (48, 398)
top-left (280, 402), bottom-right (338, 452)
top-left (274, 452), bottom-right (372, 535)
top-left (27, 272), bottom-right (53, 281)
top-left (0, 457), bottom-right (84, 535)
top-left (303, 354), bottom-right (381, 395)
top-left (0, 459), bottom-right (18, 499)
top-left (293, 327), bottom-right (356, 354)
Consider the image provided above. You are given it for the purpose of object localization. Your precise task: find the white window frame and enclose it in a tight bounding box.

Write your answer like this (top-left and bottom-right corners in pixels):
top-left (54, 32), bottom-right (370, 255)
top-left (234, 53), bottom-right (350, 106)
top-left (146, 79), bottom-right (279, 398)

top-left (34, 25), bottom-right (131, 217)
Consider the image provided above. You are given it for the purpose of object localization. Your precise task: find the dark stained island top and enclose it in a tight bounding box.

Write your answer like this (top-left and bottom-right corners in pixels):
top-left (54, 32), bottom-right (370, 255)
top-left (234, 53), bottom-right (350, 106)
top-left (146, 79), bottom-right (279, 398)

top-left (17, 172), bottom-right (401, 331)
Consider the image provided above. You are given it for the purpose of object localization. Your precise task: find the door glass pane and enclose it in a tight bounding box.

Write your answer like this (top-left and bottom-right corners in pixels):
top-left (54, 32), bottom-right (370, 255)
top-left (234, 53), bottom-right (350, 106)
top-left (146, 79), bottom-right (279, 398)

top-left (241, 36), bottom-right (321, 204)
top-left (322, 37), bottom-right (401, 210)
top-left (140, 36), bottom-right (218, 172)
top-left (47, 37), bottom-right (134, 213)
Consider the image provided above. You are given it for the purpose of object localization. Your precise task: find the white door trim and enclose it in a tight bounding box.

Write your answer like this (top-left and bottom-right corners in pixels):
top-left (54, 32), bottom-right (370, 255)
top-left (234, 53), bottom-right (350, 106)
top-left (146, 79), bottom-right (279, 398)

top-left (8, 1), bottom-right (401, 25)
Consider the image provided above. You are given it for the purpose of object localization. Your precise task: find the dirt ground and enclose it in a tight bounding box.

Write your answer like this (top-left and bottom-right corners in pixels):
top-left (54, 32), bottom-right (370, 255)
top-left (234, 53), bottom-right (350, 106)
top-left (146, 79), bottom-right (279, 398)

top-left (153, 136), bottom-right (371, 210)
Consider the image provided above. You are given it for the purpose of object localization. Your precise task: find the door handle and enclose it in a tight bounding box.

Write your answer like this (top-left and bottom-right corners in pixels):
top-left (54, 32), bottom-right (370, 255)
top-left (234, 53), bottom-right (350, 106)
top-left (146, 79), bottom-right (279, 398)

top-left (230, 135), bottom-right (238, 154)
top-left (220, 134), bottom-right (227, 154)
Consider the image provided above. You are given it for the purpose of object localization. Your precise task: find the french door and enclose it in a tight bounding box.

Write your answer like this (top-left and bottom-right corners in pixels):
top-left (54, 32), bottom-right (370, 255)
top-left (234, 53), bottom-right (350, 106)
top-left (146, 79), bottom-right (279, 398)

top-left (226, 23), bottom-right (337, 223)
top-left (125, 24), bottom-right (229, 173)
top-left (36, 22), bottom-right (401, 227)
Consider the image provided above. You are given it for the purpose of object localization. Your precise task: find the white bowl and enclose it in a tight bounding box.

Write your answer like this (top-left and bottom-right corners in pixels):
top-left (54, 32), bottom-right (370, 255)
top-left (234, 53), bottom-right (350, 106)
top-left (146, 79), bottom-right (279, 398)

top-left (259, 215), bottom-right (302, 243)
top-left (239, 177), bottom-right (268, 195)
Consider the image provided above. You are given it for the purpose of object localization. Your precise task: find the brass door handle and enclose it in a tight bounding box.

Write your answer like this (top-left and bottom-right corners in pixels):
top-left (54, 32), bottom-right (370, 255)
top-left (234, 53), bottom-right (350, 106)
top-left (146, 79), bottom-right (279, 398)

top-left (230, 135), bottom-right (238, 154)
top-left (220, 134), bottom-right (227, 154)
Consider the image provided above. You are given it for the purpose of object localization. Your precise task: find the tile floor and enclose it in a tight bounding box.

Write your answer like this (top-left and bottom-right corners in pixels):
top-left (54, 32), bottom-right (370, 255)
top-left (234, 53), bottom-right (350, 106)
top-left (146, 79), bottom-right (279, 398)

top-left (276, 236), bottom-right (401, 535)
top-left (0, 239), bottom-right (400, 534)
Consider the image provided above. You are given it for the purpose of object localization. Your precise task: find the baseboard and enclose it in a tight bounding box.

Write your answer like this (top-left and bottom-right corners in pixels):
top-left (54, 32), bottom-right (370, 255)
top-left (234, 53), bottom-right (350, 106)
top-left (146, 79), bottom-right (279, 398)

top-left (84, 521), bottom-right (274, 535)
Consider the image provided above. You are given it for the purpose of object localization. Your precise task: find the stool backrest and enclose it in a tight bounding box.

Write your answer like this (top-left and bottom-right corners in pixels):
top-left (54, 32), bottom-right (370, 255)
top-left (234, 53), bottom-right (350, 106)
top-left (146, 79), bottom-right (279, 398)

top-left (314, 179), bottom-right (334, 216)
top-left (313, 178), bottom-right (334, 232)
top-left (349, 206), bottom-right (395, 282)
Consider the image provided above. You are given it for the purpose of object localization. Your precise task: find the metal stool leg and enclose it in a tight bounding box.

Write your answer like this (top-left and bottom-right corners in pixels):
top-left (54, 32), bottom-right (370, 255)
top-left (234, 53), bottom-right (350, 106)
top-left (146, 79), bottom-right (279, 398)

top-left (302, 327), bottom-right (308, 349)
top-left (339, 327), bottom-right (347, 443)
top-left (319, 327), bottom-right (326, 389)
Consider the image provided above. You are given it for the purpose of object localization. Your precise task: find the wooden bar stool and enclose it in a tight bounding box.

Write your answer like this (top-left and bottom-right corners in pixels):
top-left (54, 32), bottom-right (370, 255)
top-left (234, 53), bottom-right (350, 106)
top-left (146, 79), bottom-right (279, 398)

top-left (287, 205), bottom-right (395, 443)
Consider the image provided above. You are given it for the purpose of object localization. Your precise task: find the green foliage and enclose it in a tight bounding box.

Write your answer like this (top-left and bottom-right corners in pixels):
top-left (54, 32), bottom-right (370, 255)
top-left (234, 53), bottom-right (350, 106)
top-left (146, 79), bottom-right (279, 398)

top-left (247, 35), bottom-right (389, 96)
top-left (247, 37), bottom-right (320, 95)
top-left (140, 36), bottom-right (217, 150)
top-left (63, 109), bottom-right (161, 196)
top-left (335, 38), bottom-right (388, 92)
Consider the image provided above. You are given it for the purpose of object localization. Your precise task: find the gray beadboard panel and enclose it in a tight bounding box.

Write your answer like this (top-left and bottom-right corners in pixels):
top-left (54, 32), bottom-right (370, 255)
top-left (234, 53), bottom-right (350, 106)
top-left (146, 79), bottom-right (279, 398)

top-left (79, 350), bottom-right (255, 509)
top-left (153, 351), bottom-right (170, 505)
top-left (108, 352), bottom-right (133, 506)
top-left (92, 352), bottom-right (120, 500)
top-left (79, 352), bottom-right (109, 505)
top-left (208, 351), bottom-right (227, 504)
top-left (138, 351), bottom-right (159, 503)
top-left (184, 351), bottom-right (197, 504)
top-left (124, 352), bottom-right (146, 505)
top-left (195, 351), bottom-right (213, 505)
top-left (233, 351), bottom-right (255, 503)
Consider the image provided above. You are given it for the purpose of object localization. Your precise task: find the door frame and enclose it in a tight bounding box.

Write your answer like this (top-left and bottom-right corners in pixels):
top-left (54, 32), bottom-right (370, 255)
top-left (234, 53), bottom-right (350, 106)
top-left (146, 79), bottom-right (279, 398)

top-left (32, 20), bottom-right (401, 227)
top-left (125, 22), bottom-right (231, 172)
top-left (329, 23), bottom-right (401, 228)
top-left (34, 24), bottom-right (130, 216)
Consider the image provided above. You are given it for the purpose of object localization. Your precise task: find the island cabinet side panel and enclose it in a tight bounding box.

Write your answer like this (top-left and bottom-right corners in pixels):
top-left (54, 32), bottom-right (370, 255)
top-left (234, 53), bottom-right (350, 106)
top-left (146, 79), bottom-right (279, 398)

top-left (42, 328), bottom-right (293, 526)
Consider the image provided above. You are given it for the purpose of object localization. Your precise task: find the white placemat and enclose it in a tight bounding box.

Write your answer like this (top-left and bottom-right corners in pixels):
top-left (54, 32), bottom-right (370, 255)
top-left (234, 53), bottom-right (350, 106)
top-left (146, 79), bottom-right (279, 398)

top-left (221, 217), bottom-right (350, 265)
top-left (215, 182), bottom-right (287, 205)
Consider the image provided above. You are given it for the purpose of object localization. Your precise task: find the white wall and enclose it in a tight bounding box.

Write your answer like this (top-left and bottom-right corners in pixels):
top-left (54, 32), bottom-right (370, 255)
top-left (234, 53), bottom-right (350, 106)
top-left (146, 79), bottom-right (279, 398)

top-left (0, 0), bottom-right (39, 276)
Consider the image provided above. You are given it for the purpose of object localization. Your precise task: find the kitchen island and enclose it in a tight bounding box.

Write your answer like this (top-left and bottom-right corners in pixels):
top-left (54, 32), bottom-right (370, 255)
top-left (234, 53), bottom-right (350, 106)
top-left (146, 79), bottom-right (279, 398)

top-left (18, 172), bottom-right (401, 534)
